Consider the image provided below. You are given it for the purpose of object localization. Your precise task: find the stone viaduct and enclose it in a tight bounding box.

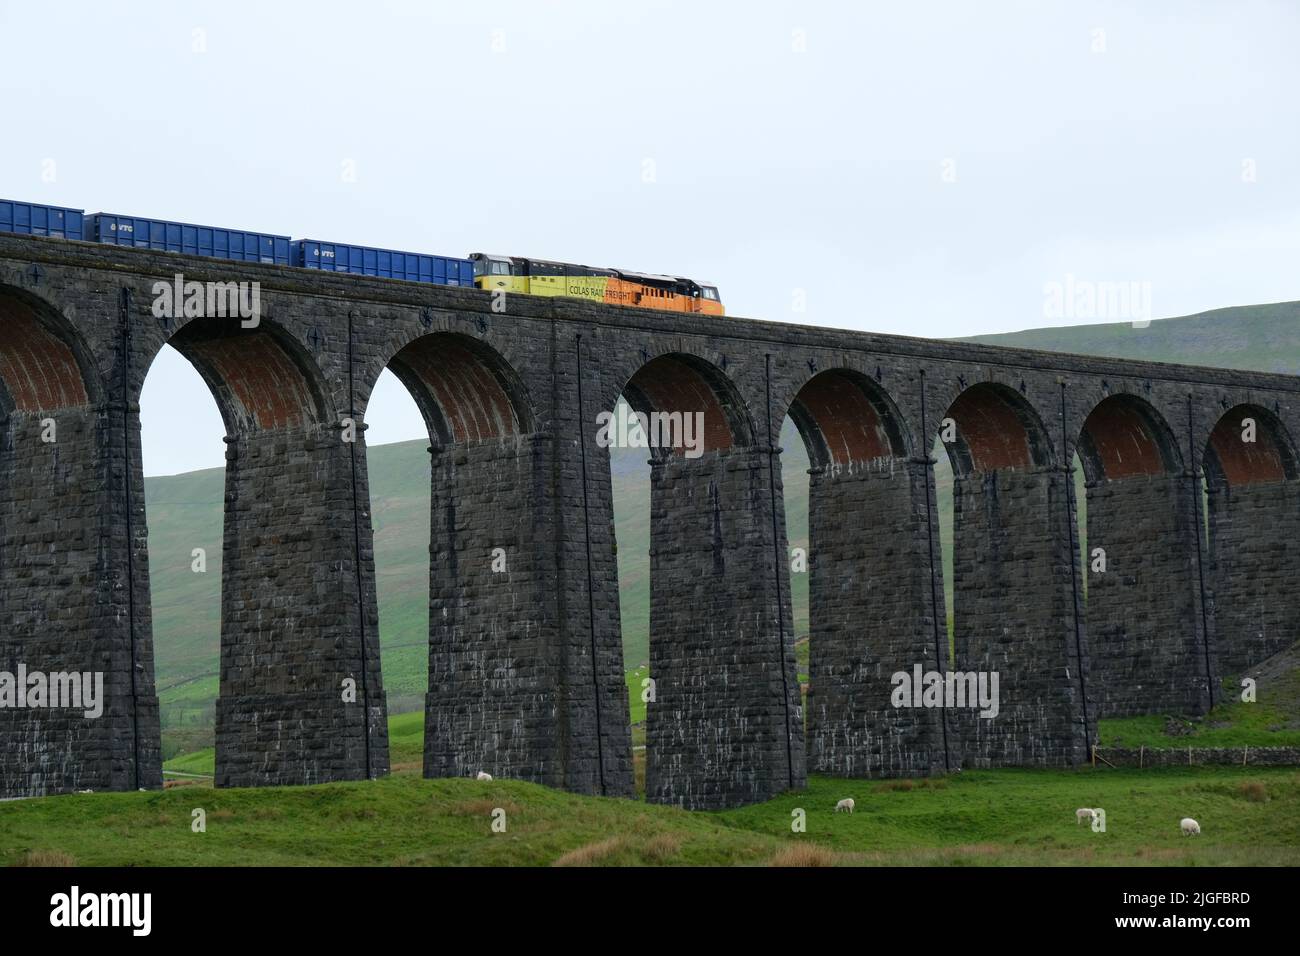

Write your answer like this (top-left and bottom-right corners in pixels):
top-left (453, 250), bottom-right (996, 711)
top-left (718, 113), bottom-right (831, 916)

top-left (1, 233), bottom-right (1297, 809)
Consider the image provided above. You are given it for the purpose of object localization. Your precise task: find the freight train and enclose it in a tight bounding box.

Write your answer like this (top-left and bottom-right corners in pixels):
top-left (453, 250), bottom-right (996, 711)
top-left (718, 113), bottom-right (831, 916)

top-left (0, 198), bottom-right (724, 315)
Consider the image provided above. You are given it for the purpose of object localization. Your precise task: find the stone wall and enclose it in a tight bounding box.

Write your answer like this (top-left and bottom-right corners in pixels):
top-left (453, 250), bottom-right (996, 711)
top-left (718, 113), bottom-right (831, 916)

top-left (1097, 746), bottom-right (1300, 768)
top-left (806, 457), bottom-right (952, 776)
top-left (1208, 479), bottom-right (1300, 675)
top-left (424, 434), bottom-right (567, 786)
top-left (645, 446), bottom-right (804, 809)
top-left (214, 424), bottom-right (387, 787)
top-left (0, 404), bottom-right (160, 798)
top-left (1085, 474), bottom-right (1212, 717)
top-left (951, 467), bottom-right (1091, 767)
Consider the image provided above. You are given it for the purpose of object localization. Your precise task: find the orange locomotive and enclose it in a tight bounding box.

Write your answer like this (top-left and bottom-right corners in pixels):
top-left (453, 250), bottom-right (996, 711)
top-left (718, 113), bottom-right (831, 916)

top-left (469, 253), bottom-right (724, 316)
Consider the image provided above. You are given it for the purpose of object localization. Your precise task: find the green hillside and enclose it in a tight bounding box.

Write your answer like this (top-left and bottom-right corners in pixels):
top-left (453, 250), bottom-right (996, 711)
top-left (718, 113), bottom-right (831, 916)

top-left (962, 300), bottom-right (1300, 374)
top-left (145, 302), bottom-right (1300, 760)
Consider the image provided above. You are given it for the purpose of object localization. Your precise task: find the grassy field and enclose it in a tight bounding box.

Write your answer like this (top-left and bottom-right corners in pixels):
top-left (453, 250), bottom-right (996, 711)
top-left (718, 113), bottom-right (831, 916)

top-left (1100, 663), bottom-right (1300, 750)
top-left (8, 759), bottom-right (1298, 867)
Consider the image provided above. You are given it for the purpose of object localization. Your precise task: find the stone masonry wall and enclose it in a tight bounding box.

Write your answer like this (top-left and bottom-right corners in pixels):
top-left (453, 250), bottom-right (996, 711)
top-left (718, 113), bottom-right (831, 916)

top-left (562, 427), bottom-right (636, 798)
top-left (806, 458), bottom-right (953, 776)
top-left (0, 406), bottom-right (160, 797)
top-left (1208, 478), bottom-right (1300, 676)
top-left (952, 467), bottom-right (1091, 767)
top-left (214, 424), bottom-right (388, 787)
top-left (645, 445), bottom-right (804, 810)
top-left (1085, 474), bottom-right (1212, 718)
top-left (1098, 746), bottom-right (1300, 768)
top-left (424, 434), bottom-right (568, 785)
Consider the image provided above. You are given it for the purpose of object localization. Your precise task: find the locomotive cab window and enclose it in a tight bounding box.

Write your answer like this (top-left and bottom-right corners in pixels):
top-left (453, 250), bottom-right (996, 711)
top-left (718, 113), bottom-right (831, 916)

top-left (702, 286), bottom-right (720, 301)
top-left (471, 256), bottom-right (513, 277)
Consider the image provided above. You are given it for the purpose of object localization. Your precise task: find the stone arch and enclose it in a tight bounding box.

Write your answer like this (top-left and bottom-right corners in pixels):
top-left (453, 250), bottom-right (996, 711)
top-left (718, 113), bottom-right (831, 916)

top-left (1204, 404), bottom-right (1298, 488)
top-left (148, 317), bottom-right (378, 788)
top-left (939, 381), bottom-right (1054, 476)
top-left (786, 368), bottom-right (909, 468)
top-left (0, 284), bottom-right (100, 414)
top-left (386, 332), bottom-right (534, 446)
top-left (940, 380), bottom-right (1086, 768)
top-left (1202, 403), bottom-right (1300, 675)
top-left (0, 285), bottom-right (155, 798)
top-left (165, 317), bottom-right (334, 433)
top-left (1077, 394), bottom-right (1183, 482)
top-left (399, 333), bottom-right (568, 788)
top-left (784, 368), bottom-right (947, 778)
top-left (617, 353), bottom-right (754, 458)
top-left (1076, 393), bottom-right (1209, 719)
top-left (610, 351), bottom-right (797, 807)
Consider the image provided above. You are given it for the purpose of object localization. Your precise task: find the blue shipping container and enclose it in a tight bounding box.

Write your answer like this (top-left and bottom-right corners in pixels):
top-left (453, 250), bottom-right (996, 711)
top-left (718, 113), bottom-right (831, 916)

top-left (293, 239), bottom-right (474, 287)
top-left (0, 199), bottom-right (84, 240)
top-left (87, 213), bottom-right (291, 266)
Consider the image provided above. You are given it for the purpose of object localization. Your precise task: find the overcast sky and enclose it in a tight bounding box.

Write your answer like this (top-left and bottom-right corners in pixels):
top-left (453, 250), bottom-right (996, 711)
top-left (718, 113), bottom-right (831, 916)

top-left (2, 0), bottom-right (1297, 475)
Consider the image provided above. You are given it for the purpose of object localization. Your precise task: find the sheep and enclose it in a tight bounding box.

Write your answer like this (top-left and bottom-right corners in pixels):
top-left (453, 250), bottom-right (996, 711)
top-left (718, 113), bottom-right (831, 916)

top-left (75, 789), bottom-right (94, 795)
top-left (476, 771), bottom-right (493, 782)
top-left (835, 798), bottom-right (855, 813)
top-left (1180, 817), bottom-right (1201, 836)
top-left (1075, 807), bottom-right (1096, 825)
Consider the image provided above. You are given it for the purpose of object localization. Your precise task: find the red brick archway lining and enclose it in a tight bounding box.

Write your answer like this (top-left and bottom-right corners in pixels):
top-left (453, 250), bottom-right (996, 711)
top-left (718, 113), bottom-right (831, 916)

top-left (183, 333), bottom-right (319, 430)
top-left (1208, 406), bottom-right (1294, 486)
top-left (791, 370), bottom-right (901, 466)
top-left (624, 355), bottom-right (738, 455)
top-left (392, 338), bottom-right (521, 443)
top-left (944, 384), bottom-right (1042, 473)
top-left (0, 294), bottom-right (89, 411)
top-left (1079, 397), bottom-right (1171, 479)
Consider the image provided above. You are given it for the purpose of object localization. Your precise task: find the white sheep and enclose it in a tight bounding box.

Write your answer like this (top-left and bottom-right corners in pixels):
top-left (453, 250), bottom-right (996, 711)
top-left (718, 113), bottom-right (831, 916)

top-left (75, 789), bottom-right (94, 795)
top-left (835, 798), bottom-right (855, 813)
top-left (1075, 807), bottom-right (1096, 825)
top-left (1180, 817), bottom-right (1201, 836)
top-left (476, 771), bottom-right (493, 782)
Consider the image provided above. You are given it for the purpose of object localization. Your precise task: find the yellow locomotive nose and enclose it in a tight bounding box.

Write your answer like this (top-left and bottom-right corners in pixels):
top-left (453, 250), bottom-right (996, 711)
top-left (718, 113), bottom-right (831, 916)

top-left (471, 254), bottom-right (529, 295)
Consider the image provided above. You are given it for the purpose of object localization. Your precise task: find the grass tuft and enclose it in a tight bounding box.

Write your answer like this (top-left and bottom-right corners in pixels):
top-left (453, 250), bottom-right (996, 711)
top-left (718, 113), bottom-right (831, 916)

top-left (769, 843), bottom-right (839, 867)
top-left (10, 849), bottom-right (77, 867)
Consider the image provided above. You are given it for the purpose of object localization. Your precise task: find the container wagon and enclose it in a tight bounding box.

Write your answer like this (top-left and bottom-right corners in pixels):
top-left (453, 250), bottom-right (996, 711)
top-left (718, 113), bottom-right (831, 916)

top-left (292, 239), bottom-right (474, 287)
top-left (87, 212), bottom-right (291, 266)
top-left (0, 199), bottom-right (84, 240)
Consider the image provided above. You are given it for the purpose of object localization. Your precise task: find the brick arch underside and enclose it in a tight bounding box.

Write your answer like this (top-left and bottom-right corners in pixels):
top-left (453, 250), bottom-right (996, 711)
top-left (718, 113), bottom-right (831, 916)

top-left (169, 325), bottom-right (321, 431)
top-left (790, 370), bottom-right (904, 466)
top-left (1078, 397), bottom-right (1177, 480)
top-left (0, 295), bottom-right (90, 412)
top-left (621, 355), bottom-right (742, 456)
top-left (389, 338), bottom-right (523, 445)
top-left (1206, 408), bottom-right (1296, 486)
top-left (943, 384), bottom-right (1048, 474)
